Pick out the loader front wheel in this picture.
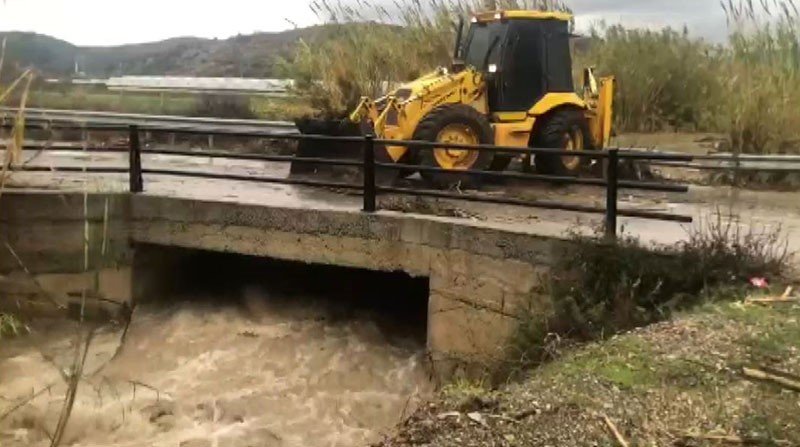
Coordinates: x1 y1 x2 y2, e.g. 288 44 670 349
414 104 494 189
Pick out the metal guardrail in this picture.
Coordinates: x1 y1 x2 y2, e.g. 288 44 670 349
6 121 696 238
0 107 298 134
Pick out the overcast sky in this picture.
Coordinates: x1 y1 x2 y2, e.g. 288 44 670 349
0 0 729 46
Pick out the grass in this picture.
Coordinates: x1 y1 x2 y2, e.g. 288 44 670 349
1 38 33 340
1 37 34 194
25 88 313 120
722 0 800 154
507 211 791 371
573 2 800 154
250 96 314 120
280 0 568 117
723 303 800 365
574 24 723 133
0 38 27 337
28 90 198 116
383 300 800 446
0 313 29 339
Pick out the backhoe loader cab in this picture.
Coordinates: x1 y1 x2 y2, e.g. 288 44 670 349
460 12 575 115
294 10 615 188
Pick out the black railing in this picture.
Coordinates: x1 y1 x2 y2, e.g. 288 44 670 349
7 121 699 238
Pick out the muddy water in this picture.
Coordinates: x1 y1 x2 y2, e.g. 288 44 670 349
0 285 433 447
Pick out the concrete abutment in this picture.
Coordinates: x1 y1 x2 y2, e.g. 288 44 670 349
0 191 566 373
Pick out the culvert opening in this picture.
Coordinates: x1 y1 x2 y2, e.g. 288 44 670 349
23 244 437 446
137 244 430 345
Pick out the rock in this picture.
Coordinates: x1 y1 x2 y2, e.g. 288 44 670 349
141 400 175 424
180 439 211 447
466 412 488 427
437 411 461 420
456 395 498 412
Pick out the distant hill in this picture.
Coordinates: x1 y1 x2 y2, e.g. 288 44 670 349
0 26 332 79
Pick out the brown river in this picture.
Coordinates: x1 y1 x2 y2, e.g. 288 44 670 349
0 281 433 447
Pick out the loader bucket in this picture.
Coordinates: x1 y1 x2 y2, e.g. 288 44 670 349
290 117 363 181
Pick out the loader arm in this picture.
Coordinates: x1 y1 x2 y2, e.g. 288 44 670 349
349 97 380 125
346 67 488 162
582 68 615 150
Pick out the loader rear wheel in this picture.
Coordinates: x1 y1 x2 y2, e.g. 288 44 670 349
414 104 494 189
533 109 592 176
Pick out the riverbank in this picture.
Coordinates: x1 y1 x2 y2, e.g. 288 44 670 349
375 298 800 446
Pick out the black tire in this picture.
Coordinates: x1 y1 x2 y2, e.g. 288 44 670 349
533 109 593 176
489 154 513 171
414 104 494 189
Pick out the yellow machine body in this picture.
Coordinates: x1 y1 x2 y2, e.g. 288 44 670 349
352 76 615 163
350 66 488 162
348 10 615 167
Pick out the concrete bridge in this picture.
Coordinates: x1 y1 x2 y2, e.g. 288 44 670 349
2 148 798 374
1 185 561 374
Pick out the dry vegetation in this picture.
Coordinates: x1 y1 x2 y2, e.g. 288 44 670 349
584 0 800 154
377 213 797 446
378 300 800 446
281 0 569 117
508 214 791 372
283 0 800 154
0 37 34 339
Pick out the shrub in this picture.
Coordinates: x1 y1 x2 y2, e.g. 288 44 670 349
281 0 569 118
194 94 256 119
1 37 35 172
284 0 800 155
576 25 723 132
719 0 800 154
0 313 29 339
511 211 791 367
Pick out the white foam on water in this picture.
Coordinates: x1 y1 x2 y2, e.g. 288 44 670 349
0 285 433 447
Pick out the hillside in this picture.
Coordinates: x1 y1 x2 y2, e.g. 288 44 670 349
0 26 332 79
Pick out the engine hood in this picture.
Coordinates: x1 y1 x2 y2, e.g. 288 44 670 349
389 67 482 104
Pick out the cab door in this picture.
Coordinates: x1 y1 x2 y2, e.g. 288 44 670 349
493 19 574 113
492 20 545 112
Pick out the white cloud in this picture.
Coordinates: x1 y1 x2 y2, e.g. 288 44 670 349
0 0 318 46
0 0 729 45
570 0 729 42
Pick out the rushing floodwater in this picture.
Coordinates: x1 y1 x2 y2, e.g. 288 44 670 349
0 284 433 447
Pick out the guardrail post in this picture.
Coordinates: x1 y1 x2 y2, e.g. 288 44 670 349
732 149 741 188
605 148 619 239
129 125 143 193
362 134 376 212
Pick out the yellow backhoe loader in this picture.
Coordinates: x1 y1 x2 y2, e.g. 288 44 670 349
292 10 615 188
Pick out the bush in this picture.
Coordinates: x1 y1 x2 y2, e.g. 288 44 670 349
283 0 800 154
281 0 569 118
194 94 256 119
719 0 800 154
576 25 722 132
0 313 28 339
511 211 791 367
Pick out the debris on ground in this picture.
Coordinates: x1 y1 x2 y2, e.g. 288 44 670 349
374 300 800 446
380 196 484 220
749 277 770 289
745 286 797 306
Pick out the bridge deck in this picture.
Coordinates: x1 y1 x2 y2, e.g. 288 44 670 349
5 148 800 252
